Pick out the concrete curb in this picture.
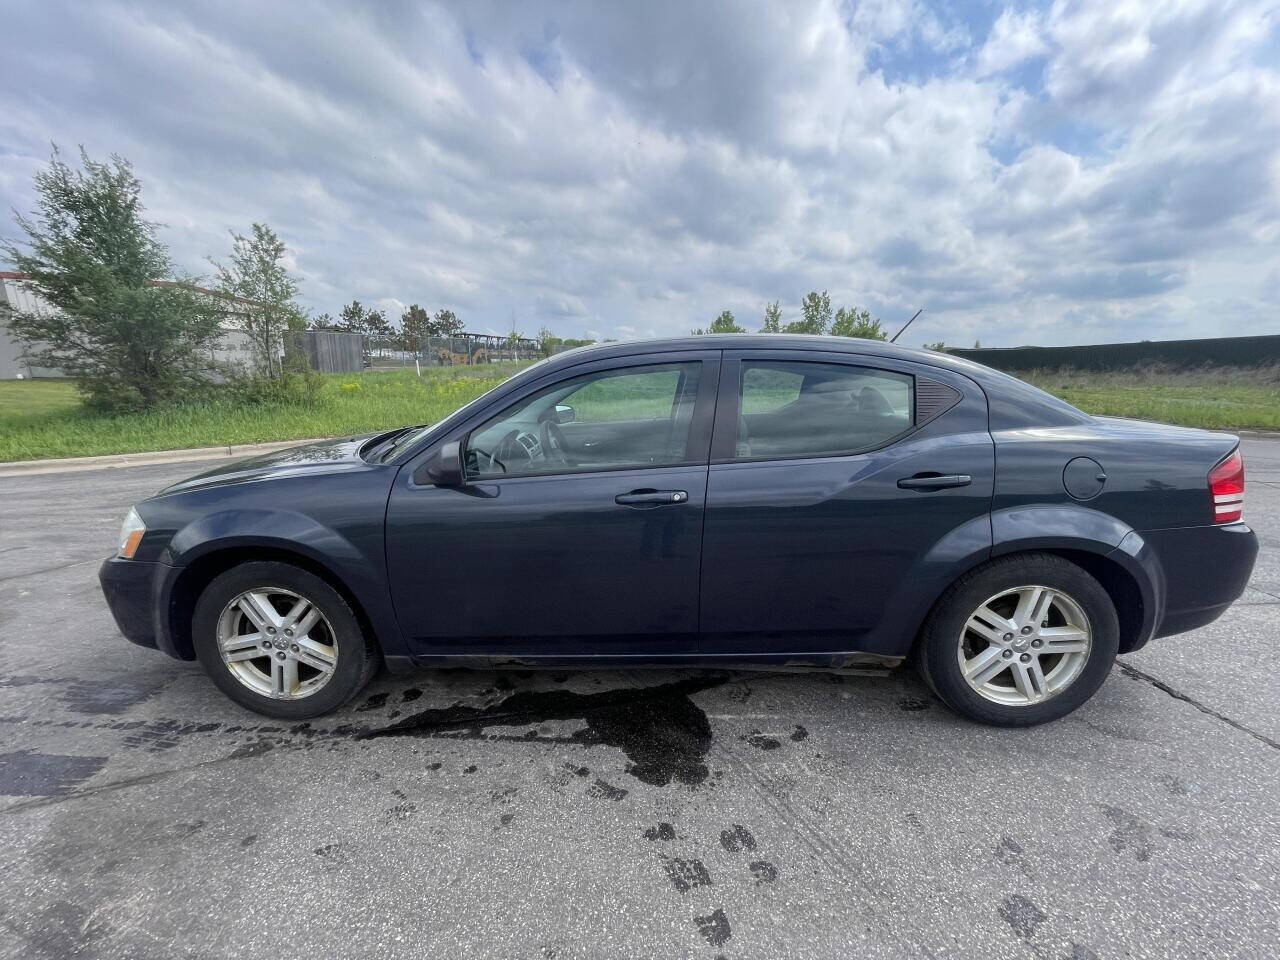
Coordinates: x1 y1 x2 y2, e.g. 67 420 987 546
0 438 329 478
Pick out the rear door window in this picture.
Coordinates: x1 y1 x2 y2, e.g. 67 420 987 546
735 360 913 459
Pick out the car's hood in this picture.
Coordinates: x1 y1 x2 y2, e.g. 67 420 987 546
158 433 388 495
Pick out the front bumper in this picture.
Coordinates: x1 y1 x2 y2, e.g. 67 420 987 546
99 557 172 653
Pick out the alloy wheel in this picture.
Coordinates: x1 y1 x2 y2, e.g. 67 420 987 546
956 584 1092 706
216 587 338 700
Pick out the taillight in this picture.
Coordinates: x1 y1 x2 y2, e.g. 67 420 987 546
1208 448 1245 523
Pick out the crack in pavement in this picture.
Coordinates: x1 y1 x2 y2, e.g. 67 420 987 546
0 751 264 815
0 556 100 585
1116 659 1279 751
0 721 369 815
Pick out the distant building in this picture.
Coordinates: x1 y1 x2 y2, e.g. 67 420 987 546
0 271 267 379
0 272 62 378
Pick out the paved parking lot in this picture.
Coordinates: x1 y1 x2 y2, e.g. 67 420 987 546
1 436 1277 959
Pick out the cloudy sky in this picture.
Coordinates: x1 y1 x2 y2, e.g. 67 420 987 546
2 0 1277 346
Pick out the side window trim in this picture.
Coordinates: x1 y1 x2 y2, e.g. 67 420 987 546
457 355 721 482
710 351 931 465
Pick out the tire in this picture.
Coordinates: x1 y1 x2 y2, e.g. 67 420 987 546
192 561 378 719
917 553 1119 727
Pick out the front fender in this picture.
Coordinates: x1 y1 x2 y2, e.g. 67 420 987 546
162 508 406 661
165 508 357 567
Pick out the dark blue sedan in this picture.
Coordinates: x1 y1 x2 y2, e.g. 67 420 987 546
99 336 1258 725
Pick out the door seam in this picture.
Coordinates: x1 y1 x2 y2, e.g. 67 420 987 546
694 351 724 637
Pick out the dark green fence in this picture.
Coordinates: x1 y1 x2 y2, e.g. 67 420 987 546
950 334 1280 372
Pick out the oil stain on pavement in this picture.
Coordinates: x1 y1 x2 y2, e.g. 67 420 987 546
362 675 728 786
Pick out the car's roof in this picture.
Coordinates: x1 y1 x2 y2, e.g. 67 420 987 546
544 334 981 381
538 334 1091 428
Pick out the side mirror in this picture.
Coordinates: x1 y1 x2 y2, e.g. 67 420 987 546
422 439 464 486
553 404 576 424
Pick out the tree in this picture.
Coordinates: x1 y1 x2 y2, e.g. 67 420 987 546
210 222 304 379
430 308 463 337
400 303 431 347
692 309 745 335
922 340 946 352
783 290 832 335
2 147 225 412
973 339 982 348
537 325 556 356
337 299 372 334
365 308 392 341
760 300 782 333
830 306 886 340
535 327 596 356
309 313 339 330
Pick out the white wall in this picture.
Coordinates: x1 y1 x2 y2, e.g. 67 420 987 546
0 276 269 379
0 277 65 378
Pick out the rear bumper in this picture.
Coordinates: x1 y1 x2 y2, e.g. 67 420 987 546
1141 522 1258 641
99 557 185 657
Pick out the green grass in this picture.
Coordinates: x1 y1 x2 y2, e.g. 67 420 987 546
0 378 81 422
1013 366 1280 431
1 363 1277 462
0 365 528 462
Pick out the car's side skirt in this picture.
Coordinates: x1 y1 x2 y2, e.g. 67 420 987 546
384 651 904 675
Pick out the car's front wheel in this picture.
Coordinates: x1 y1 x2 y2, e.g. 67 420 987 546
192 561 378 719
917 553 1119 726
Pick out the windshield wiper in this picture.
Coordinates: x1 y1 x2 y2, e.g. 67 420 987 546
362 426 420 463
375 424 433 463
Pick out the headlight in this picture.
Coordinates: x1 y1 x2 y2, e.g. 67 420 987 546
117 506 146 558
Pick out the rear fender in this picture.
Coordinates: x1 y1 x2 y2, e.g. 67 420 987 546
862 513 994 657
992 504 1164 648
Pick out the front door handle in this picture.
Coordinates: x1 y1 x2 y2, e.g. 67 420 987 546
897 473 972 490
615 489 689 507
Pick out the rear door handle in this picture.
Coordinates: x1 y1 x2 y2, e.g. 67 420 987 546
615 489 689 507
897 473 972 490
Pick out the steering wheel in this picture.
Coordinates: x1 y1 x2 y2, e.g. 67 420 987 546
539 419 574 467
491 429 526 474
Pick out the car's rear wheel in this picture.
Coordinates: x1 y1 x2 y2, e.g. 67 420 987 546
192 561 378 719
917 553 1119 726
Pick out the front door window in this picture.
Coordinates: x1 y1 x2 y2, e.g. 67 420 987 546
465 362 703 478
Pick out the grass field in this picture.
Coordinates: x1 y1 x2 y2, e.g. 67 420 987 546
1014 366 1280 432
0 366 526 462
0 377 82 422
1 363 1277 462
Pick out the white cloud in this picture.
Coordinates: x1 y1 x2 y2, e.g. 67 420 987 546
975 8 1046 77
0 0 1276 347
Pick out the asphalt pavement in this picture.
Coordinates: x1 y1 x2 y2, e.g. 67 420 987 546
1 436 1277 959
